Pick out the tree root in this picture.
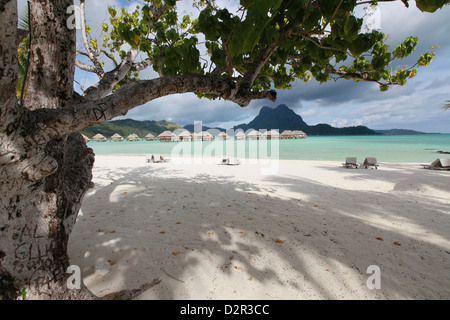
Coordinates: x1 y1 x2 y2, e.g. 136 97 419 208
99 279 161 300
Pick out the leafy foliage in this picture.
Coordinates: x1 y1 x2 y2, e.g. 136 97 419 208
77 0 449 100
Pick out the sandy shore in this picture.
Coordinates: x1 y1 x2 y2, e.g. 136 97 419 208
68 155 450 299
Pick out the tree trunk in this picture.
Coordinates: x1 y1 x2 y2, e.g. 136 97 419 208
0 133 96 300
0 0 96 300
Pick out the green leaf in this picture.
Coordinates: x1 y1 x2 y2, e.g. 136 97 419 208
102 23 109 32
89 39 98 50
418 52 435 66
416 0 449 12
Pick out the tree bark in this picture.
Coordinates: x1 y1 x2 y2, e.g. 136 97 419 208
0 0 275 299
0 0 97 300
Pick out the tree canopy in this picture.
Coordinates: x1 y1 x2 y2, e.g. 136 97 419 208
74 0 449 110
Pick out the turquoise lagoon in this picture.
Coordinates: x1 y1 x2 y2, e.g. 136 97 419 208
87 134 450 163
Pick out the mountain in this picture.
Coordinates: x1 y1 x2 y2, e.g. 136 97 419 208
234 104 379 136
235 104 309 132
375 129 430 135
81 118 183 139
183 124 226 133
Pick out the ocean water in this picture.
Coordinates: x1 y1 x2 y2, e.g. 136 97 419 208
87 134 450 163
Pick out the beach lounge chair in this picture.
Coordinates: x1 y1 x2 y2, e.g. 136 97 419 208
362 157 379 169
219 157 240 165
146 154 166 163
228 158 240 166
342 157 359 169
421 158 450 170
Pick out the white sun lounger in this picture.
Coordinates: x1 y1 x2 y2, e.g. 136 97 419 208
342 157 359 169
421 158 450 170
362 157 379 169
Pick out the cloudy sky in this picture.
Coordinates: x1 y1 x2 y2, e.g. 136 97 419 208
19 0 450 132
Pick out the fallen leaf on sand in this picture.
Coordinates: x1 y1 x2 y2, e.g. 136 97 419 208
97 229 103 233
172 252 179 256
248 217 253 220
394 241 401 246
234 266 241 270
376 237 383 241
176 221 181 224
208 232 214 236
227 205 232 207
108 260 115 266
248 277 253 281
275 239 285 244
159 231 166 234
123 192 128 194
313 204 318 207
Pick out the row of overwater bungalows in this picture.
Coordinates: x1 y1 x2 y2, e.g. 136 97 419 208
86 129 307 142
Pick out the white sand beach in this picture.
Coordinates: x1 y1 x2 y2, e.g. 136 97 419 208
68 155 450 300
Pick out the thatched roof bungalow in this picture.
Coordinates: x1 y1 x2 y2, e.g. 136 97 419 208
175 130 193 141
145 133 155 141
158 131 178 142
218 132 230 140
261 129 280 140
92 133 107 141
280 130 294 139
235 131 246 140
127 133 140 141
292 130 307 138
81 134 90 142
111 133 124 141
246 129 261 140
194 131 214 141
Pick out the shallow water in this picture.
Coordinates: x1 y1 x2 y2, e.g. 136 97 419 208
87 134 450 163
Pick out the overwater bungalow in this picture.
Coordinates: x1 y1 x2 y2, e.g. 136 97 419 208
195 131 214 141
81 134 90 142
175 130 193 141
280 130 294 139
218 132 230 140
111 133 124 141
145 133 155 141
127 133 140 141
246 129 261 140
235 131 246 140
261 129 280 140
158 130 178 142
292 130 307 138
92 133 107 141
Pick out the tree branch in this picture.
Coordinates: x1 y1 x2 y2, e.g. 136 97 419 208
75 59 98 73
28 74 276 141
83 48 140 100
79 0 104 78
